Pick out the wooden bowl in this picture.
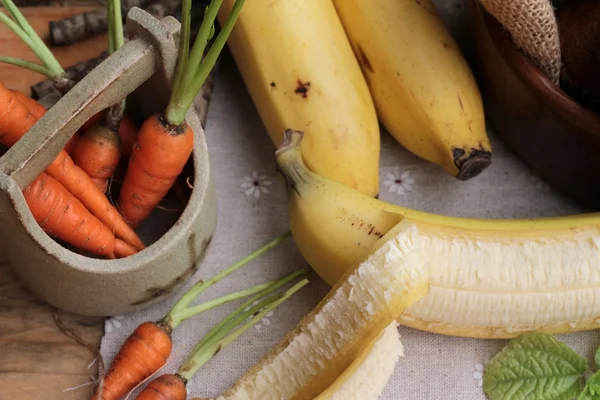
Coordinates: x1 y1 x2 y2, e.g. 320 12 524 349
0 9 217 316
470 1 600 209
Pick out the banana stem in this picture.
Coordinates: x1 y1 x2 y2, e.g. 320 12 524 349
177 278 310 382
166 231 292 319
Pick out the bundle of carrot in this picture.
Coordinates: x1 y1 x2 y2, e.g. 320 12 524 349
0 0 144 258
92 232 308 400
117 0 245 227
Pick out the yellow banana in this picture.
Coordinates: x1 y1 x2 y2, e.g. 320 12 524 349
276 130 600 339
218 0 380 196
333 0 492 180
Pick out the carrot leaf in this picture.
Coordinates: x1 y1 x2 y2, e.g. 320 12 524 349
176 278 309 381
167 231 292 318
184 268 309 353
0 56 54 77
1 0 64 78
167 280 274 329
169 0 192 108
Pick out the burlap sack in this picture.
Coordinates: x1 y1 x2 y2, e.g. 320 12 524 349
479 0 561 84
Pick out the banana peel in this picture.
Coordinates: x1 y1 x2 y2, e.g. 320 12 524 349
214 221 430 399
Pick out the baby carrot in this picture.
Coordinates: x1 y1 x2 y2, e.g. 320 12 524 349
92 233 297 400
118 0 245 227
72 125 121 192
0 81 145 251
10 89 46 119
23 172 135 258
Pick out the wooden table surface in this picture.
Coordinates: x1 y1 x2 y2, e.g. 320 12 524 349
0 6 109 400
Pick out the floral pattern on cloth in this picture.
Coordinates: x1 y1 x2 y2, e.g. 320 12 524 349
98 1 598 399
241 171 272 199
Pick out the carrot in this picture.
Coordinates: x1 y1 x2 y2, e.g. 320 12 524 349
81 111 105 132
118 114 194 226
8 88 81 155
72 125 121 192
118 115 137 158
118 0 245 227
0 81 145 251
92 322 172 400
93 233 296 400
64 131 80 155
22 172 134 258
135 374 187 400
10 89 46 119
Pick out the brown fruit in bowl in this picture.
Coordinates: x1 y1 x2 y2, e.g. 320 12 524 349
557 0 600 114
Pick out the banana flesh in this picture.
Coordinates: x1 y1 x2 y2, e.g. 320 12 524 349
218 0 381 197
332 0 492 180
315 322 403 400
276 130 600 339
215 222 430 400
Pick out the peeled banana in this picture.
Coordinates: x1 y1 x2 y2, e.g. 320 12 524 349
332 0 492 180
218 0 381 197
315 322 404 400
215 220 429 400
276 130 600 339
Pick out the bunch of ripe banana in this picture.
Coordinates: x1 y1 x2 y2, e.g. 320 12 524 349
218 0 492 198
215 1 600 398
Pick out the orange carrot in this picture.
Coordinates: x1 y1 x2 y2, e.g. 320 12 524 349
0 81 145 251
118 0 244 227
118 114 193 227
81 110 105 132
72 125 121 193
92 322 172 400
10 89 46 119
22 172 133 258
135 374 187 400
118 115 138 158
64 132 80 155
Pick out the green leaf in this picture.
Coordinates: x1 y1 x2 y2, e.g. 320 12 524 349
483 333 588 400
595 347 600 370
578 370 600 400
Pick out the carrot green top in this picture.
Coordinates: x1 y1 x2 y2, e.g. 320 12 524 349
164 0 246 126
0 0 66 80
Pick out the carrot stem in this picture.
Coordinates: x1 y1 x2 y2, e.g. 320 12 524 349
105 0 126 130
0 56 54 77
187 268 309 354
1 0 64 78
176 278 309 381
168 281 274 329
169 0 192 107
184 0 245 108
110 0 124 52
167 231 291 317
0 11 35 49
164 0 244 125
178 0 221 95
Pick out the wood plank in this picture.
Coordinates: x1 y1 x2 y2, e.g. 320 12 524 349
0 260 104 400
0 6 108 93
0 7 108 399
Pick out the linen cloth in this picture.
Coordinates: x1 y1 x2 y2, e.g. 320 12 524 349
96 1 600 398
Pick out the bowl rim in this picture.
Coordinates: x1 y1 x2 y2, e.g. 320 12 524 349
479 7 600 136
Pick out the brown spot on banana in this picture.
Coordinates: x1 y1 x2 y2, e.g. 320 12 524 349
355 44 374 73
295 80 311 98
